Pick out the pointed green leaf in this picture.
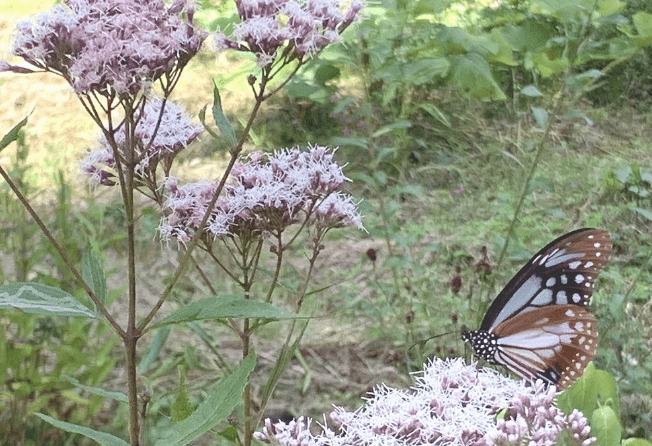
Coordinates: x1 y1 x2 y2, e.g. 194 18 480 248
631 206 652 222
82 246 107 304
591 406 622 446
35 414 129 446
521 85 543 97
531 106 548 128
0 283 97 318
212 83 237 146
417 103 451 127
0 116 29 152
155 354 256 446
151 295 301 328
171 367 195 422
198 105 219 139
139 326 171 373
62 376 128 404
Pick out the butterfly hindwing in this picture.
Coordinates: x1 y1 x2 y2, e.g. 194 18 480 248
493 305 598 389
480 228 611 332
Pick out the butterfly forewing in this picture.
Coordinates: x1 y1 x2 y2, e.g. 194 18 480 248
480 228 611 332
463 228 611 390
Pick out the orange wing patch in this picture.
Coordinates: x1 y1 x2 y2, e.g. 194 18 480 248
493 305 597 390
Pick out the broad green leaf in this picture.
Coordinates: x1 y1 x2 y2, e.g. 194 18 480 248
0 115 29 152
633 12 652 48
82 246 107 304
598 0 624 17
622 439 652 446
558 362 599 416
521 85 543 97
0 283 97 318
448 52 506 101
592 369 620 417
314 63 340 85
212 83 237 146
402 58 450 85
531 107 548 128
488 28 518 66
527 52 569 78
139 326 171 373
63 376 128 404
35 414 129 446
631 206 652 222
152 295 300 328
591 406 622 446
154 354 256 446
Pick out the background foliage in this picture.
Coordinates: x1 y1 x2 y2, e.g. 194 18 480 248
1 0 652 444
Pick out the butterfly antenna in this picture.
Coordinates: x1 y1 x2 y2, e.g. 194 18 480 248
408 331 457 356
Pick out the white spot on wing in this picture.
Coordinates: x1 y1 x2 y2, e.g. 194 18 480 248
531 288 553 306
546 277 556 287
561 275 568 284
575 274 584 284
569 261 581 269
557 290 568 304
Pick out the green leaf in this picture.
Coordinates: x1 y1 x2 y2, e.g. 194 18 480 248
212 83 237 146
155 354 256 446
0 283 97 318
521 85 543 97
591 406 622 446
314 63 340 85
531 106 548 128
417 103 451 127
330 136 368 149
527 52 569 78
0 115 29 152
622 439 652 446
198 105 219 139
82 246 107 304
558 362 599 416
372 120 412 138
151 295 301 328
448 52 506 100
138 326 171 373
633 12 652 47
35 414 129 446
631 206 652 222
171 367 195 422
62 376 128 404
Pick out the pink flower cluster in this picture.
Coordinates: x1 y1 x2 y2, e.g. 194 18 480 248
80 98 202 185
486 381 596 446
254 358 596 446
159 145 362 243
215 0 363 66
6 0 206 94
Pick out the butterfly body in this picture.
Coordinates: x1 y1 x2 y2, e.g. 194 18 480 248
462 228 611 390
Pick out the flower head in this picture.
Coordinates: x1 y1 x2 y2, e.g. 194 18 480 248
159 145 362 244
255 358 597 446
80 97 202 185
214 0 363 66
10 0 206 95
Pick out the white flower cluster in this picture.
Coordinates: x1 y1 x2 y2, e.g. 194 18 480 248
255 358 596 446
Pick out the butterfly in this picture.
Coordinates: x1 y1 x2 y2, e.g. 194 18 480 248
462 228 612 390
